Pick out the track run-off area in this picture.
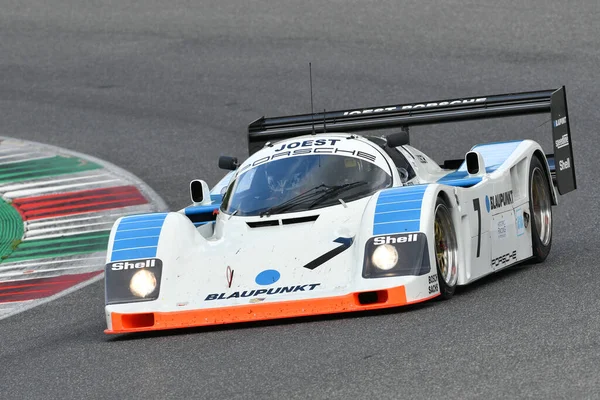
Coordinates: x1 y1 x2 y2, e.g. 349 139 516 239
0 137 166 319
1 1 599 399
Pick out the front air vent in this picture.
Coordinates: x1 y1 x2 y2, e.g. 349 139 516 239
121 313 155 329
247 220 279 228
281 215 319 225
356 290 389 305
246 215 319 228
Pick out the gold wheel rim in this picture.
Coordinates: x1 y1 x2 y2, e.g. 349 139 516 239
434 203 458 286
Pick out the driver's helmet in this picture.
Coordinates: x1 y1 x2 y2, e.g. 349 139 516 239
264 155 317 194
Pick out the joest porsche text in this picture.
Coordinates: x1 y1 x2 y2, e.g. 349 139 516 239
342 98 486 115
240 140 378 171
205 283 321 301
273 138 340 151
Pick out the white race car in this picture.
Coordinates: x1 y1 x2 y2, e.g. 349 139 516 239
104 87 576 334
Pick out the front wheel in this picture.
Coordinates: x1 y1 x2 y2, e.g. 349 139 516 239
529 156 553 263
434 197 458 299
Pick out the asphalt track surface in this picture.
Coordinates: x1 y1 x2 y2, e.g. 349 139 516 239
1 1 598 399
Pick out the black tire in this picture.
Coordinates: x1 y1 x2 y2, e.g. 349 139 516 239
434 197 458 299
529 156 553 263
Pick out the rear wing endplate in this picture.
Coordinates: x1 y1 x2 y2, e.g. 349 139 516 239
248 87 576 194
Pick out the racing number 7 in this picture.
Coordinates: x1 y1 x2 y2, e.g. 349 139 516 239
473 198 481 258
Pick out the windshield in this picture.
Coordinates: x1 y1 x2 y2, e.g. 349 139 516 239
221 154 392 216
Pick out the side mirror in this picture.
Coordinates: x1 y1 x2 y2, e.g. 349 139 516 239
190 179 211 205
219 156 239 170
386 132 410 147
466 151 486 176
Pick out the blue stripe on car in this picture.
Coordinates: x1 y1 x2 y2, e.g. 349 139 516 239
184 204 220 226
438 140 523 187
373 185 428 235
110 213 168 262
184 204 220 217
114 227 163 240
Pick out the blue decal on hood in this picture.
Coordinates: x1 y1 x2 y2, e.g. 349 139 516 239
255 269 281 286
111 213 168 262
373 185 427 234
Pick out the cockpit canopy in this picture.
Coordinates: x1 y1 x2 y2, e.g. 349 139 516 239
221 153 392 217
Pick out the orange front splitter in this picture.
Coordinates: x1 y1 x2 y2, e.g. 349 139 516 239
105 285 440 334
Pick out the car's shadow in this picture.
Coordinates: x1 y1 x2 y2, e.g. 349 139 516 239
454 259 536 296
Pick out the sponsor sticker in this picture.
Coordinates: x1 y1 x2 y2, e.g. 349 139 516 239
255 269 281 286
486 190 513 212
428 274 439 294
205 283 321 301
497 219 507 239
373 233 419 245
239 136 386 174
491 250 517 268
108 258 160 271
559 157 571 171
515 208 525 236
226 266 234 288
555 133 569 149
273 138 340 152
553 116 567 128
342 98 487 115
343 107 397 116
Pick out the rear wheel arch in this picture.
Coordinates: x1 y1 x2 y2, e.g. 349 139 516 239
532 149 557 206
528 156 553 263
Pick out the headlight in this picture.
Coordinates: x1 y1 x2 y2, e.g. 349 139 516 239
129 269 157 298
371 244 399 270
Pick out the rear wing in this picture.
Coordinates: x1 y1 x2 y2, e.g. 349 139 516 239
248 87 576 194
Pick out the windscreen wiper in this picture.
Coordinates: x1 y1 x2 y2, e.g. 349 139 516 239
307 181 369 209
259 184 330 217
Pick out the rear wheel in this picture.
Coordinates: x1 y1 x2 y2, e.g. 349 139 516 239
434 197 458 299
529 156 553 263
